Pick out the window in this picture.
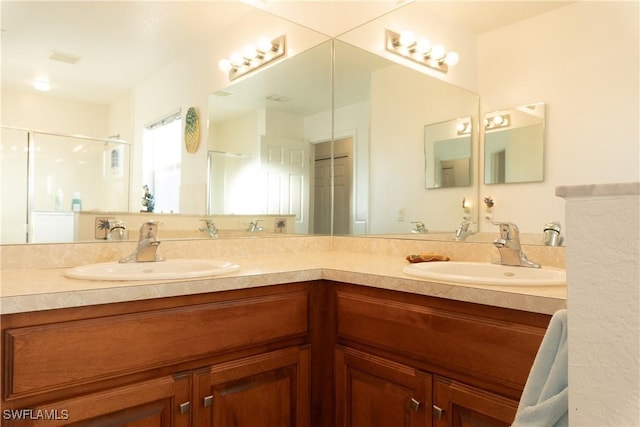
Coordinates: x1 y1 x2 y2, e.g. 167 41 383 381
142 111 182 213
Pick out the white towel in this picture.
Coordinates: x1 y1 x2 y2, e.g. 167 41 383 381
512 309 568 427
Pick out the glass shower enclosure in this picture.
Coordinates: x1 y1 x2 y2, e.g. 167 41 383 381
1 127 131 244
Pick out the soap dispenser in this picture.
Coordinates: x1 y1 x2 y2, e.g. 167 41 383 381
71 192 82 212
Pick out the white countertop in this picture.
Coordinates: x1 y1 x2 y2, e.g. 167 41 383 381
1 251 566 315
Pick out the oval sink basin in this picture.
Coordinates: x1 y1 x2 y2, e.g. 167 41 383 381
403 261 565 286
65 259 240 281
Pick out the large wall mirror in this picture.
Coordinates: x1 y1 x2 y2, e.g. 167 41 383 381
9 1 575 244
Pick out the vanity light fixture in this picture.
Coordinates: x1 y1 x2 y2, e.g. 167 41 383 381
484 114 510 130
462 197 472 212
456 119 472 135
218 34 286 81
385 29 459 73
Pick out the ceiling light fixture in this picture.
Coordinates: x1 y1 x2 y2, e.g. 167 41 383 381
385 29 459 73
32 79 51 92
218 34 286 81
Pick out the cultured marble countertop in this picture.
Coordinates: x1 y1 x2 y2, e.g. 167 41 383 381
0 251 566 315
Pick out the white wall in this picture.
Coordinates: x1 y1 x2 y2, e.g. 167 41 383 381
477 1 640 235
1 89 109 135
560 185 640 426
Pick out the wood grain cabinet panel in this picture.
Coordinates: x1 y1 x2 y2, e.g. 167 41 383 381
1 373 191 427
335 346 432 427
336 289 548 394
433 376 518 427
4 291 308 399
193 346 310 427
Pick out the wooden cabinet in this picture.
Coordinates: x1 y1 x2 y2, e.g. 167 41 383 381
333 284 550 427
1 283 315 427
194 347 310 427
1 280 551 427
7 373 192 427
335 346 432 427
433 376 517 427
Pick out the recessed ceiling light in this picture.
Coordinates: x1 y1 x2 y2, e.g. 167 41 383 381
32 80 51 91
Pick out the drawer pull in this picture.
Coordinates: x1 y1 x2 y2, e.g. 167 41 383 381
409 398 421 411
433 405 445 419
179 401 191 414
203 395 214 407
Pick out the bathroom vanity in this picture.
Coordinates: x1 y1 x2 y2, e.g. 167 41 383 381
0 239 566 426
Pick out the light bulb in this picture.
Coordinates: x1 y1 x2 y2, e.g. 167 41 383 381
492 115 504 126
456 122 466 132
430 45 446 60
257 37 272 52
218 59 232 72
415 38 432 55
243 44 257 60
229 52 244 67
444 51 459 66
398 31 415 47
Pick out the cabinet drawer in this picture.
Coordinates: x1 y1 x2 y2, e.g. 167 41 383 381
4 291 308 398
336 289 548 392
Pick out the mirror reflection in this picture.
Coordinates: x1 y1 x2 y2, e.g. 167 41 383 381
424 117 472 189
207 41 333 234
483 102 545 185
207 39 480 236
334 41 479 238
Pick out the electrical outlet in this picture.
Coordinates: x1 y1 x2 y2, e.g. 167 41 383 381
397 208 405 222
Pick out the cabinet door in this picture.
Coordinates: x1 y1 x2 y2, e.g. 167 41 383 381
193 347 310 427
2 374 191 427
335 346 432 427
433 376 518 427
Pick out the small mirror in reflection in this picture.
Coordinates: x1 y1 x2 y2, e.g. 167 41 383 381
424 117 472 189
483 102 545 185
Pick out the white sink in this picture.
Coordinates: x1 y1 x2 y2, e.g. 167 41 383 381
65 259 240 281
403 261 565 286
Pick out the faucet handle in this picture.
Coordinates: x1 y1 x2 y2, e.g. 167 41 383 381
139 220 160 239
491 221 520 240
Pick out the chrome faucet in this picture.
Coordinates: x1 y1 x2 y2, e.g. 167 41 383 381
246 219 263 232
410 221 428 233
119 220 164 263
107 219 128 241
455 220 475 241
199 219 219 238
492 221 540 268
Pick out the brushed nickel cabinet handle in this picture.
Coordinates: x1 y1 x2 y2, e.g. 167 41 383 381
409 398 421 411
432 404 445 419
179 401 191 414
203 395 214 408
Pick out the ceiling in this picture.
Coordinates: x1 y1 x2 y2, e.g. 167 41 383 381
0 1 574 106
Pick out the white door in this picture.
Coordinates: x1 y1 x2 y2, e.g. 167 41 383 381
314 157 332 234
260 135 310 233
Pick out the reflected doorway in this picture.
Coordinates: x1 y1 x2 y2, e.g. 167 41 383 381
313 137 352 235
